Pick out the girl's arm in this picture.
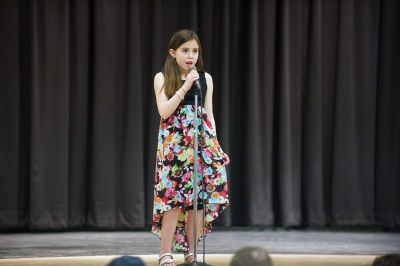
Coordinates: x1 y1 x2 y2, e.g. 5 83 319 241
204 72 216 132
154 72 198 119
154 73 184 119
204 72 230 166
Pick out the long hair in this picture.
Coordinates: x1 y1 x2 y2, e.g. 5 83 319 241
162 29 205 98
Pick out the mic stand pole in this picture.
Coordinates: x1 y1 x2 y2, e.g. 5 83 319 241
181 91 213 266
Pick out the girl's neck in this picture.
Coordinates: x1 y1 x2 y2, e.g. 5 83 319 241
179 68 188 80
180 72 188 80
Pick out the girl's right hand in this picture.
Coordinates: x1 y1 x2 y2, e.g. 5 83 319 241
183 69 200 91
222 153 230 166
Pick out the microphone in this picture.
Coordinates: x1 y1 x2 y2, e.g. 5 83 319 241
187 65 201 89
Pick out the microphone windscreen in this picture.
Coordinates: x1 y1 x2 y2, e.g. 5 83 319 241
187 65 197 72
187 65 201 89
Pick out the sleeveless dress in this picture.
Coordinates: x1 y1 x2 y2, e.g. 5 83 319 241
151 72 230 252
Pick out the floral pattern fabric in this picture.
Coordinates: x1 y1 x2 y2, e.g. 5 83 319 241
152 105 230 252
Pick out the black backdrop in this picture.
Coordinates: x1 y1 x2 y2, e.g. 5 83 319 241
0 0 399 230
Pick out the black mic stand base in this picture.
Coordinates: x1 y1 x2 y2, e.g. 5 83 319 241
177 262 214 266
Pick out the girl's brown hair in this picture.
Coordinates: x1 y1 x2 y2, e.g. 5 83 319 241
162 29 204 98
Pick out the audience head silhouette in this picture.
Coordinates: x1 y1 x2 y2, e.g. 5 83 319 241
230 246 273 266
108 255 146 266
372 254 400 266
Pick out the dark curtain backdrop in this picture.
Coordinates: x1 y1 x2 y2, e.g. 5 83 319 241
0 0 399 230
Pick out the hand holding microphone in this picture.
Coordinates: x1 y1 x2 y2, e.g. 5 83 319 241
186 65 201 90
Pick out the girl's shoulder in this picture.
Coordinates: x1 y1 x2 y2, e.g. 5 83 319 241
154 71 164 80
204 72 213 84
153 72 165 93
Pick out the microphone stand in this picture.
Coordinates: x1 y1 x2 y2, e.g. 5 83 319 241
179 84 213 266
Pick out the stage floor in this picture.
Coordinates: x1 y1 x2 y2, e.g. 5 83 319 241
0 228 400 266
1 228 399 259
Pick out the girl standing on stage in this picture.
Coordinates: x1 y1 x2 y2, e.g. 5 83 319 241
152 29 230 266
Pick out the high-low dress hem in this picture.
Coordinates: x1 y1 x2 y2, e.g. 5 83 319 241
151 104 230 252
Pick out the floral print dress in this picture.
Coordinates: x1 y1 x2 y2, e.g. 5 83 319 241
151 73 230 252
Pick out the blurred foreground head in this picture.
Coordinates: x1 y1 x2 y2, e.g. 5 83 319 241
372 254 400 266
230 246 273 266
108 255 146 266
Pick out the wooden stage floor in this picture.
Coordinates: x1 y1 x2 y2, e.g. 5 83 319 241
0 228 399 266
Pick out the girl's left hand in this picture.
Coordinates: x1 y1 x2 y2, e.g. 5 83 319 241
222 153 230 166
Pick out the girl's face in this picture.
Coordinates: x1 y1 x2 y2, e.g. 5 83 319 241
170 39 199 75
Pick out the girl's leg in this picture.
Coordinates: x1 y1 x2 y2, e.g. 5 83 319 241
160 208 181 265
185 209 203 263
